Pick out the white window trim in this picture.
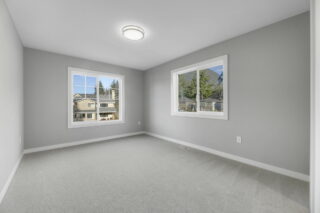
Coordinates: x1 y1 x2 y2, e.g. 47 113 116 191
171 55 228 120
68 67 125 128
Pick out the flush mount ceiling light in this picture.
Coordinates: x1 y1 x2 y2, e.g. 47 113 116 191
122 25 144 41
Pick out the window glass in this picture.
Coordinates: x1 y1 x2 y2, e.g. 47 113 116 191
199 65 224 112
73 75 85 86
73 99 97 122
69 68 123 127
178 71 197 112
171 55 227 119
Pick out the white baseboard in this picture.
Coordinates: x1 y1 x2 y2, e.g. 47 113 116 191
0 153 23 204
24 131 146 154
146 132 309 182
0 131 308 206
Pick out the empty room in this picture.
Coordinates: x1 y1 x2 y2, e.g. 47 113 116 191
1 0 320 212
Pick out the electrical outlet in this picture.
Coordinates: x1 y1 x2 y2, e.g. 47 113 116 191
236 136 242 144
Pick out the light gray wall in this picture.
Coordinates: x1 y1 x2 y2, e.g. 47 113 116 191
24 48 144 149
0 0 24 195
144 13 310 174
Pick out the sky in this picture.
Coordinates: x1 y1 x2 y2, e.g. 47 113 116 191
73 66 222 95
73 75 117 94
209 65 223 76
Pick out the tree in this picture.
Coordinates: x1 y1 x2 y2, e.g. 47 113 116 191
212 85 223 100
110 80 119 100
110 80 119 112
99 81 105 95
184 73 197 99
110 80 119 89
218 72 223 84
199 71 214 100
182 71 215 100
212 72 223 100
179 75 186 98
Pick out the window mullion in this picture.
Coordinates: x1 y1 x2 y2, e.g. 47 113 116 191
196 70 200 112
84 74 87 99
96 76 100 121
176 74 179 113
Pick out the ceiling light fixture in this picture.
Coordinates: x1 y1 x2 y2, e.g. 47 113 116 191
122 25 144 41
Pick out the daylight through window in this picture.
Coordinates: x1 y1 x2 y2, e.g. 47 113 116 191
171 55 228 119
68 67 124 127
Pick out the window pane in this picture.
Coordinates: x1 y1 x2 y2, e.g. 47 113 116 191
73 75 97 99
86 76 97 98
99 100 119 121
199 65 224 112
178 71 197 112
70 69 123 126
73 98 97 122
86 76 96 87
73 86 85 99
73 112 97 122
99 77 119 100
99 112 119 121
86 87 97 98
73 75 85 86
99 88 119 100
88 113 95 120
99 77 118 89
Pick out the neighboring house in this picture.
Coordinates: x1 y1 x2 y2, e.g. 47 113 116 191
73 89 118 121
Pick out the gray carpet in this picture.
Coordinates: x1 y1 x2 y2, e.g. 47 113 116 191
0 135 309 213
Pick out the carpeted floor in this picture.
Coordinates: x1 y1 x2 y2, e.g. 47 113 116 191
0 135 309 213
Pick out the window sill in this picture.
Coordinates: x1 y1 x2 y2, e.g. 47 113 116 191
171 112 228 120
68 120 125 128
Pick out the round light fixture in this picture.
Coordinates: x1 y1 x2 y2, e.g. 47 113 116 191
122 25 144 41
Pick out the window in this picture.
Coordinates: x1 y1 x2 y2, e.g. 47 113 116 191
171 55 228 119
68 67 124 128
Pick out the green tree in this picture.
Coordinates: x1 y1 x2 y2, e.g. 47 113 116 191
212 85 223 100
180 71 219 100
179 75 186 98
199 71 214 100
184 73 197 99
110 80 119 89
99 81 105 95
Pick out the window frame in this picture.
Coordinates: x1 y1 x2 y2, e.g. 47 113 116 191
171 55 228 120
68 67 125 128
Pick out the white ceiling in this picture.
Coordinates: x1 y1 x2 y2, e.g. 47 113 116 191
5 0 309 70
